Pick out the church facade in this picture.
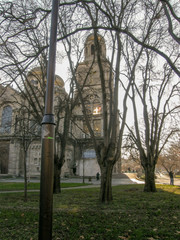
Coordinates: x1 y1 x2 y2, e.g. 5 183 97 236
0 34 121 178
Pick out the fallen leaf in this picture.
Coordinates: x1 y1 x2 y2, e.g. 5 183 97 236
118 236 128 240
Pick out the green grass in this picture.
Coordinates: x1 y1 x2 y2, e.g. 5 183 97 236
0 184 180 239
0 182 90 191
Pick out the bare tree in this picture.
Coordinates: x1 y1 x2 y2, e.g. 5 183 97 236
158 139 180 183
60 25 131 202
73 0 180 77
53 86 75 193
0 0 74 194
14 106 40 201
125 46 180 191
159 0 180 45
1 0 180 200
123 134 143 174
1 0 179 77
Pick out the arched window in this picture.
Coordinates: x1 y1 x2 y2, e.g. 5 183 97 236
93 99 102 115
31 79 38 85
29 120 41 135
0 106 12 134
91 44 95 55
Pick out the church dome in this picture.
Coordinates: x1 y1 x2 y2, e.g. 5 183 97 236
85 33 105 44
55 75 64 88
27 67 43 77
27 67 64 88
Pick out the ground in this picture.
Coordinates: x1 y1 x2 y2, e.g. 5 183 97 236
0 183 180 240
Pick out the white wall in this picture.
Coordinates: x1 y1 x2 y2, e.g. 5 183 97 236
77 158 100 177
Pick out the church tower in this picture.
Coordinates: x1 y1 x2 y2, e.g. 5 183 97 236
74 33 113 137
84 33 106 62
73 33 114 176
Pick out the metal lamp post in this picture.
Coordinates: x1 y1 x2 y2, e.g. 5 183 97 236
38 0 59 239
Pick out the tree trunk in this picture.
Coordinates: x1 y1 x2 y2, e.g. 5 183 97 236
53 156 61 194
99 162 113 203
24 150 28 202
143 164 156 192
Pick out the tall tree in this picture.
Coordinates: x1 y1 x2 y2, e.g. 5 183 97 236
0 0 74 194
14 106 40 201
60 26 131 202
158 139 180 178
89 0 180 77
1 0 180 199
125 46 180 191
160 0 180 45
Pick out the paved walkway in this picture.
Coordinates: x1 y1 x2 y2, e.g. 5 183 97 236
0 177 141 193
0 173 143 185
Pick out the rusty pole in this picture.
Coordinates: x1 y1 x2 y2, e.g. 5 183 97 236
38 0 59 239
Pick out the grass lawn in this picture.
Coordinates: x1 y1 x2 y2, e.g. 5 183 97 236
0 182 90 191
0 184 180 240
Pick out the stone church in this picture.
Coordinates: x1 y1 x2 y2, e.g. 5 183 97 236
0 33 121 178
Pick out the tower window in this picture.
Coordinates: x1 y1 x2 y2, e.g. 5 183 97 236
91 44 95 55
93 119 101 136
93 99 102 115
